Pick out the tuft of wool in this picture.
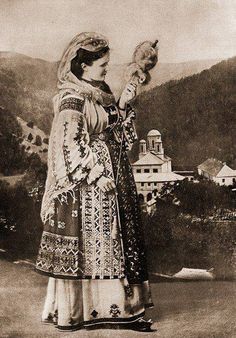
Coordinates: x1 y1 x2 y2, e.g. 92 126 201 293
125 40 158 85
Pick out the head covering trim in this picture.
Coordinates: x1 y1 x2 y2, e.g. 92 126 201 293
56 32 114 107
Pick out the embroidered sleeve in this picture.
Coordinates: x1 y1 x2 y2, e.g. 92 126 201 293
122 104 138 150
58 97 104 185
112 104 138 151
103 105 119 128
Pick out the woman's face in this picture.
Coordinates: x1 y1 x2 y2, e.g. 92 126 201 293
82 52 110 81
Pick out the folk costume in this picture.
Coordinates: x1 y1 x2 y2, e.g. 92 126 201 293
36 32 153 331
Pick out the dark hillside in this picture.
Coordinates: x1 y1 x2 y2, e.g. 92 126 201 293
132 57 236 167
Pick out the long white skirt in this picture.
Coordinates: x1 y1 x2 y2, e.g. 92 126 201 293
42 277 153 330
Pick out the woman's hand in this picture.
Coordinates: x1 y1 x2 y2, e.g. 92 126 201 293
96 176 116 193
118 82 137 110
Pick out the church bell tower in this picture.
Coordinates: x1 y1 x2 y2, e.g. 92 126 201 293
147 129 164 159
139 139 147 159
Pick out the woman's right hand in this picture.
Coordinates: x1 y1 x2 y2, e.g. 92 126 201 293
118 82 137 110
96 176 116 193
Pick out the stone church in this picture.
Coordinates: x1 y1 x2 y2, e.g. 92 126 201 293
132 129 184 203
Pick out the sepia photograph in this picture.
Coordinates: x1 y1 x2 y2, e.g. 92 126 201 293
0 0 235 337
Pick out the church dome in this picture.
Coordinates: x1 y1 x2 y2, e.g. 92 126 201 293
147 129 161 137
139 139 146 143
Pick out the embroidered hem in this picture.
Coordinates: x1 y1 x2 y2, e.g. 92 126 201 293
41 277 153 330
35 268 124 280
57 311 145 331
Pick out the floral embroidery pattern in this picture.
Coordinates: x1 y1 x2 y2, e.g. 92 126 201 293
60 194 68 203
107 137 149 284
63 121 73 174
72 210 78 218
49 219 54 227
91 310 98 318
53 310 58 325
74 115 86 158
58 221 66 229
124 284 133 298
109 304 121 318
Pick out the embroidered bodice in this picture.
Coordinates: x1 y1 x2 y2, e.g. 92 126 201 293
59 95 119 137
40 82 137 224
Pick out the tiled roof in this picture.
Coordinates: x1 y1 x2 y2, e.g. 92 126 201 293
132 152 170 166
216 165 236 177
134 172 185 183
198 158 224 176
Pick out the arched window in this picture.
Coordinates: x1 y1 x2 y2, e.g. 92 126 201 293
152 140 155 148
147 192 152 201
138 194 144 203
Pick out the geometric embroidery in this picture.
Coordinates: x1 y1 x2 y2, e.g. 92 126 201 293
109 304 121 318
36 109 147 283
58 221 65 229
71 210 78 217
36 231 84 276
59 97 84 113
36 138 125 280
91 310 98 318
124 284 133 298
81 138 125 279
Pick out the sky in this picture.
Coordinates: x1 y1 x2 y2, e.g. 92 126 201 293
0 0 235 64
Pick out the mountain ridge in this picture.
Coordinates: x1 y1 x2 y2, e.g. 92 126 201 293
131 56 236 167
0 52 235 168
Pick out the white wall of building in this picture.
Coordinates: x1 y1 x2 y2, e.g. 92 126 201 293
134 161 171 174
214 176 236 186
134 165 161 173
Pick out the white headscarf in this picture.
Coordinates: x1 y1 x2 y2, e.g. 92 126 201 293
54 32 115 107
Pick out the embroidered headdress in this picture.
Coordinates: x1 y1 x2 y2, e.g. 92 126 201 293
58 32 109 90
53 32 114 107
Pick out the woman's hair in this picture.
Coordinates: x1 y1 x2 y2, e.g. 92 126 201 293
71 46 110 79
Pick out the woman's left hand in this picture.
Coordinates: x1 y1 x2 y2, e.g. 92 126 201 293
118 83 137 110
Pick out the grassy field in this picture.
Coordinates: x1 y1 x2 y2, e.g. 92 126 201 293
0 259 235 338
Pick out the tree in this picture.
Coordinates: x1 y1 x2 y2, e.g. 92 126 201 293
160 179 236 217
34 135 42 146
26 121 34 128
43 137 49 145
0 180 43 258
27 133 33 142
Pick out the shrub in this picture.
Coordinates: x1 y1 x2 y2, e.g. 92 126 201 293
0 180 43 259
27 133 33 142
34 135 42 146
143 180 236 279
43 137 49 145
26 121 34 128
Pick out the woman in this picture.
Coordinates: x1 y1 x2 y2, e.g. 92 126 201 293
36 32 154 332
